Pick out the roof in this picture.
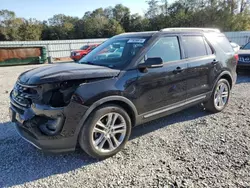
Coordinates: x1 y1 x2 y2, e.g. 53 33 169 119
160 28 221 33
113 28 222 39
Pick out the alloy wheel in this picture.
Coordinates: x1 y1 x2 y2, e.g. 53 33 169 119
91 112 127 153
214 82 229 109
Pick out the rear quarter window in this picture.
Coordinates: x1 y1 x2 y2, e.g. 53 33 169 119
215 36 234 53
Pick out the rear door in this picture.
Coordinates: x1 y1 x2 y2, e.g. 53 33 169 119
181 35 217 99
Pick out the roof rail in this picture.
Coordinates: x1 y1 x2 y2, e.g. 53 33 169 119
118 31 158 35
160 27 220 33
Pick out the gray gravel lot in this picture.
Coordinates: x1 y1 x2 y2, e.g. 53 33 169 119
0 64 250 188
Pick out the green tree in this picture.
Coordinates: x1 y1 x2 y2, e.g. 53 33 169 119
18 19 43 41
129 14 147 32
82 8 124 38
145 0 161 18
104 19 124 37
112 4 131 31
47 14 78 39
0 10 23 40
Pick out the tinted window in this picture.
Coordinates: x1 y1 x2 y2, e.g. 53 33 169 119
183 36 207 58
146 37 181 62
216 36 234 53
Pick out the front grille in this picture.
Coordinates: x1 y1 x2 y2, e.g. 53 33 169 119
11 82 39 108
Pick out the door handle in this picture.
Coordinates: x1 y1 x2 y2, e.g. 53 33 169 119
173 67 183 74
212 59 219 65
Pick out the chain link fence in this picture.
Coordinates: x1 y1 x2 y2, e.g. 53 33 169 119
224 31 250 46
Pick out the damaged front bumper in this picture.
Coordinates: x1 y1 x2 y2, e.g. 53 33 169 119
9 90 88 153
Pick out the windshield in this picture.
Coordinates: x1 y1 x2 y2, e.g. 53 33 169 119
243 42 250 50
80 45 90 50
79 37 149 69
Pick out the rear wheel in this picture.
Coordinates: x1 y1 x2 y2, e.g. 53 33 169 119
204 79 230 113
78 104 131 159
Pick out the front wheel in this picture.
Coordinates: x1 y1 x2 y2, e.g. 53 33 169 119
204 79 230 113
78 104 131 159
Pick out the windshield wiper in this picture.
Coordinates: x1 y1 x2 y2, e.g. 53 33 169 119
80 61 115 68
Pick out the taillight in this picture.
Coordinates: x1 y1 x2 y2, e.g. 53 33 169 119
234 54 239 64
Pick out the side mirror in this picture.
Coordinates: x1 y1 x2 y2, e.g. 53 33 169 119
138 57 163 69
240 46 243 49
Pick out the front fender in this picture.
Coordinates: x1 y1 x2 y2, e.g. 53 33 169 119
74 95 138 137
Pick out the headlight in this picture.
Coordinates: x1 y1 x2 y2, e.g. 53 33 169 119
76 52 80 56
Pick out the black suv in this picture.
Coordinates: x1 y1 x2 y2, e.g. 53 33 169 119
9 28 237 159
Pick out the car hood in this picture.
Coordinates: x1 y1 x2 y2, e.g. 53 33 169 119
238 49 250 55
18 63 120 85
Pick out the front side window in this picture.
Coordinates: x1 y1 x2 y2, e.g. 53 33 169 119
79 37 149 68
182 36 207 58
146 36 181 62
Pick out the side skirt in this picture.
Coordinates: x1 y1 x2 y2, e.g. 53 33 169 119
135 92 211 125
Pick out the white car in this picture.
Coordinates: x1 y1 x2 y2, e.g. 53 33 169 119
230 42 240 52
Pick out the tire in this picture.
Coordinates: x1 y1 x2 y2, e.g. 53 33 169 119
78 104 131 159
204 79 231 113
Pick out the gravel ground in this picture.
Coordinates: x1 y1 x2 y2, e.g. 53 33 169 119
0 64 250 188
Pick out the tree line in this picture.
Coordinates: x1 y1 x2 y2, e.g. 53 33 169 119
0 0 250 41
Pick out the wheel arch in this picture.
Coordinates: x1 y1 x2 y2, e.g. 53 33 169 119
220 73 233 89
213 71 233 90
75 96 138 136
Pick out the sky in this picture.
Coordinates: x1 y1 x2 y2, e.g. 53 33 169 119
0 0 149 21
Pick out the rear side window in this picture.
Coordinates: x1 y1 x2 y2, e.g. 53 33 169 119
146 36 181 62
216 36 234 53
182 36 207 58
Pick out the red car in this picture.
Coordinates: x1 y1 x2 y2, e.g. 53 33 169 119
70 44 99 61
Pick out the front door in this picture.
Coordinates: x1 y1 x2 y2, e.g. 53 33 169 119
133 36 188 115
